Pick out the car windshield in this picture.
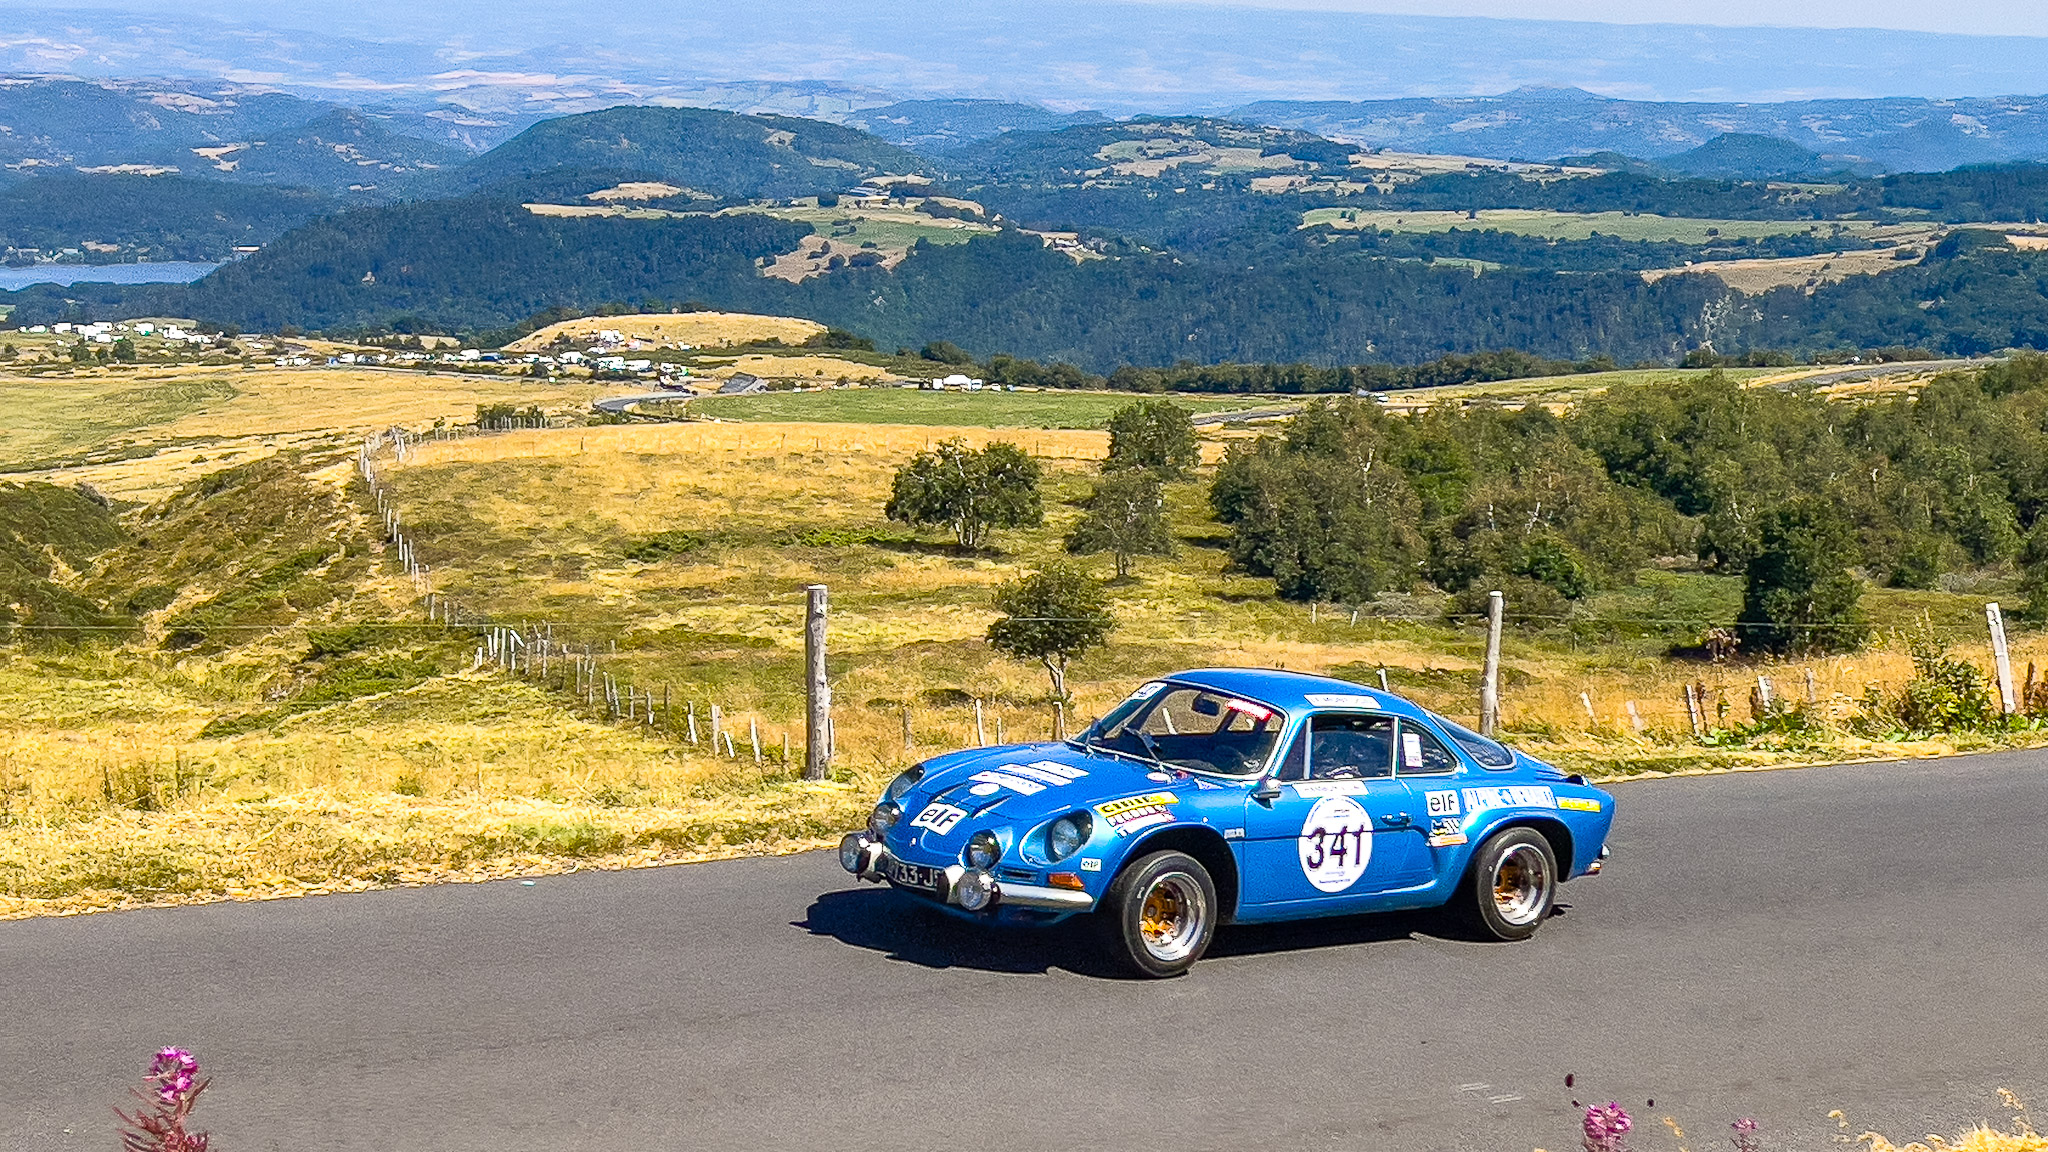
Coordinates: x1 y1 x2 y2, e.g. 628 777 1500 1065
1082 684 1286 776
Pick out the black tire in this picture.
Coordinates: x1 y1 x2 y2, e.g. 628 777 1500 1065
1457 826 1558 941
1098 850 1218 978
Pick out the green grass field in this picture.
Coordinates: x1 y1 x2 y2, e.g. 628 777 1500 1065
725 205 995 251
1302 207 1868 244
684 388 1280 428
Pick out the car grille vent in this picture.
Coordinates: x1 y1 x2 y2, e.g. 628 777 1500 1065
997 868 1036 882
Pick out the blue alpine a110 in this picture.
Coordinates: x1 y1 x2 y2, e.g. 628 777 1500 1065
839 668 1615 976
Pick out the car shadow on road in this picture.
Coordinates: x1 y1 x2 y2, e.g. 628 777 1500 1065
799 887 1538 978
796 887 1119 977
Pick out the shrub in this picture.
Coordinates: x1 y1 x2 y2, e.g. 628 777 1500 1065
1065 470 1175 579
987 565 1114 700
1893 633 1999 732
1104 399 1201 478
885 438 1042 550
1735 499 1868 655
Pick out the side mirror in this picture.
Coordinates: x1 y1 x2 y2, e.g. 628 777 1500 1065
1252 774 1284 807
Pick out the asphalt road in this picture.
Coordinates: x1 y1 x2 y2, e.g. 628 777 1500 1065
4 752 2044 1151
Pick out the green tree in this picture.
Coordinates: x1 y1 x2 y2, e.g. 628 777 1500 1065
1066 470 1175 579
987 565 1114 700
1105 399 1200 478
885 438 1043 550
919 340 974 365
2016 519 2048 621
1735 500 1869 654
110 337 138 363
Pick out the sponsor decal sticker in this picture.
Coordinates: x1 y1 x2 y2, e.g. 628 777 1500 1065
1290 779 1376 798
969 762 1088 798
1426 817 1468 848
1304 693 1379 709
1461 785 1556 811
1557 796 1603 812
909 802 967 835
1298 794 1374 892
1224 698 1274 721
1128 681 1166 701
1401 731 1425 769
1096 791 1179 836
1079 858 1102 871
1222 827 1244 839
1425 790 1461 817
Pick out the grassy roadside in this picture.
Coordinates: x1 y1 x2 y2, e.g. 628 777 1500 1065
10 411 2048 919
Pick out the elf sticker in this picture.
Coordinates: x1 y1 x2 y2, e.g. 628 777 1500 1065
1425 790 1461 817
1298 794 1373 892
909 802 967 835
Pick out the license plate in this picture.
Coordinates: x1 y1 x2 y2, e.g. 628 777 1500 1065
886 858 941 891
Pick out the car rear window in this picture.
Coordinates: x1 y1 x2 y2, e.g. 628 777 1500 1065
1429 713 1516 769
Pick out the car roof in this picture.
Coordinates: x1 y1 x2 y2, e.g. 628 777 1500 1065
1159 667 1434 721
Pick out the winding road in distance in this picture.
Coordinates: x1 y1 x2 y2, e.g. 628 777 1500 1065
4 751 2043 1151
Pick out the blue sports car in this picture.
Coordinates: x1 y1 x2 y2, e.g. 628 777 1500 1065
839 668 1615 977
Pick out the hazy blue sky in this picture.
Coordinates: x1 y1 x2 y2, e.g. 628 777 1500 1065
1147 0 2048 37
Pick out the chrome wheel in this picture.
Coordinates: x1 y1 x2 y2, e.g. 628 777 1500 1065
1138 871 1208 963
1491 843 1552 927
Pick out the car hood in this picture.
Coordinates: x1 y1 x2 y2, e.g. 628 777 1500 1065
899 742 1224 830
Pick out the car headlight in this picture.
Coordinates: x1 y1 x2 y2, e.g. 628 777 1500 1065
867 801 901 838
1046 813 1092 862
884 766 924 802
956 869 998 911
965 830 1002 869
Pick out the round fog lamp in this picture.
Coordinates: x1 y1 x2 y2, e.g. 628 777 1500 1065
956 868 998 911
838 833 866 874
965 830 1002 869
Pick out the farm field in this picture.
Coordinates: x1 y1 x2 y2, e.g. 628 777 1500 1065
1642 248 1927 293
0 363 610 500
6 361 2048 919
684 387 1281 427
1302 207 1925 245
504 310 826 353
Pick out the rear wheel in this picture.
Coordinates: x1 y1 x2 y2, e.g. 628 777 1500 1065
1099 850 1217 978
1459 827 1558 941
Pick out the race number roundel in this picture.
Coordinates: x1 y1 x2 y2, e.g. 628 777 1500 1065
1298 794 1373 892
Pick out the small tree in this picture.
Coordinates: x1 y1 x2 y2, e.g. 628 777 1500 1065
885 438 1043 550
1105 399 1200 478
1065 470 1175 579
1735 499 1868 654
987 565 1115 700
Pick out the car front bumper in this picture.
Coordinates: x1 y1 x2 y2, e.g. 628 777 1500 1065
838 832 1095 913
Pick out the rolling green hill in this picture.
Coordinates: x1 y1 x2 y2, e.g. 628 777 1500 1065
447 106 935 201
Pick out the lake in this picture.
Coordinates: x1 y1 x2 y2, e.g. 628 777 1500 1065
0 262 221 290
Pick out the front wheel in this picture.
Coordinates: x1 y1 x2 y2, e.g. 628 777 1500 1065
1099 850 1218 978
1458 827 1558 941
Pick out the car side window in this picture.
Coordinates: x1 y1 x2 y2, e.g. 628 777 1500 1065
1308 714 1394 780
1395 720 1460 776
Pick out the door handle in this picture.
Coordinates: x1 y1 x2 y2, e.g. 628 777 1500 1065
1378 813 1412 828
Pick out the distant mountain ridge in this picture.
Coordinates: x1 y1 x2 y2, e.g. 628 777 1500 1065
1233 91 2048 173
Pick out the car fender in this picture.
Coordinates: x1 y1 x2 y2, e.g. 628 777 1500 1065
1113 823 1243 922
1464 812 1576 879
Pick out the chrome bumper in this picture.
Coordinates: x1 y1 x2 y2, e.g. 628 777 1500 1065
838 833 1095 912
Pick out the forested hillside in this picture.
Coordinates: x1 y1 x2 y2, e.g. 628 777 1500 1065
0 175 331 262
443 107 935 201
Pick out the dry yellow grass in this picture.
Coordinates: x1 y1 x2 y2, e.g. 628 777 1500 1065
1857 1093 2045 1152
1644 249 1927 294
690 353 906 383
2 365 614 502
502 311 826 353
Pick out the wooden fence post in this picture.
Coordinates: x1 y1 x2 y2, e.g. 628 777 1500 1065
1625 700 1644 735
805 584 831 781
974 698 987 747
750 718 762 764
902 705 914 750
1987 602 2018 714
1478 590 1504 736
1683 683 1704 738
